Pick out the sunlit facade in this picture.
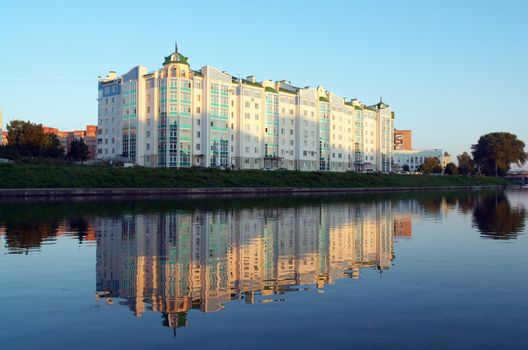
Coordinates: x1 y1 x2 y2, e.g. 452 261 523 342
97 47 394 172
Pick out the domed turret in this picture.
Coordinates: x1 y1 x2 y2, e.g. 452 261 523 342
376 96 389 109
163 42 189 66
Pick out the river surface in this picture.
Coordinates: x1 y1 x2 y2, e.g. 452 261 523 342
0 190 527 349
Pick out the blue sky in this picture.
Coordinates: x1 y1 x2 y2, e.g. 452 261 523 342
1 0 527 158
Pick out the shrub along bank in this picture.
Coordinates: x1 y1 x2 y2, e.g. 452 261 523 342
0 164 510 189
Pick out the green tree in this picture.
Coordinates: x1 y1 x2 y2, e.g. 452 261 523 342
418 157 443 174
471 132 527 176
0 120 63 159
67 138 89 162
457 152 475 175
444 162 459 175
44 133 63 158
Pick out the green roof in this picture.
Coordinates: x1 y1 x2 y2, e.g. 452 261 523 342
242 79 262 88
265 86 277 93
319 96 329 102
163 52 190 66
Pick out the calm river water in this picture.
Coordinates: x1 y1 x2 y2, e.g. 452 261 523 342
0 190 527 349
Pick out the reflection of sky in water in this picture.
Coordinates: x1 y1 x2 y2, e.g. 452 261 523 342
0 190 527 349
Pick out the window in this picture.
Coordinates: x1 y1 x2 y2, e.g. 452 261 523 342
245 101 250 108
196 144 201 150
196 107 201 113
197 131 200 138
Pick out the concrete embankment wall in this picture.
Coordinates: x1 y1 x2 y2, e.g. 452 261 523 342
0 185 507 198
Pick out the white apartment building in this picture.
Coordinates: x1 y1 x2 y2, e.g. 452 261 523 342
392 149 444 172
97 47 394 172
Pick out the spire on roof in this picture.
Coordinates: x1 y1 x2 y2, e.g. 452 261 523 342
175 41 178 53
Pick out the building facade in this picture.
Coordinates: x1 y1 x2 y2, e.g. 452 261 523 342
43 125 97 160
394 129 412 150
392 148 444 172
97 47 394 172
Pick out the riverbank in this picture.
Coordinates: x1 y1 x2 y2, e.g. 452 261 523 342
0 185 509 198
0 164 509 197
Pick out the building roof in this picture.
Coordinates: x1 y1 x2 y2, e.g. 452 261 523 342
163 51 189 66
279 87 297 95
264 86 278 93
371 97 389 109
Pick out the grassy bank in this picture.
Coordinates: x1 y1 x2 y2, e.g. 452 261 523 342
0 164 509 189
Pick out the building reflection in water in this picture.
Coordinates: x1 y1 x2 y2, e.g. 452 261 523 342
1 191 525 333
95 201 403 332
